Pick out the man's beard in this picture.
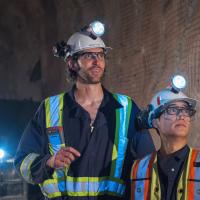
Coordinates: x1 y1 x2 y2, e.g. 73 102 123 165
77 65 105 84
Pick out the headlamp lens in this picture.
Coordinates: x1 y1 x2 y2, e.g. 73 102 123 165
90 21 105 37
172 75 186 90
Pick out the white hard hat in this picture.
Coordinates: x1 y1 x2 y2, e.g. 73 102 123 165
66 32 110 57
148 87 197 127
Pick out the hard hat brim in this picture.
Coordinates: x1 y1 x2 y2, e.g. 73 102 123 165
164 97 197 109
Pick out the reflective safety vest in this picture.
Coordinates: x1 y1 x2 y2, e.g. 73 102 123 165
130 148 200 200
20 92 132 199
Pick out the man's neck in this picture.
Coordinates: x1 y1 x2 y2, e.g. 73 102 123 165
75 82 104 104
160 137 187 156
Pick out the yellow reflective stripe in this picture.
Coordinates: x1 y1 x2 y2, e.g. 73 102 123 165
46 190 122 198
20 153 39 184
48 143 54 155
184 148 193 199
45 98 51 128
58 93 64 126
177 147 193 199
150 154 161 200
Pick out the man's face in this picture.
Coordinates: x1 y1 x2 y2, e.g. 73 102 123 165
154 101 194 139
75 48 106 84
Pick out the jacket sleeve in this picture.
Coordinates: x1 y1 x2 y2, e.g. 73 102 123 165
14 101 53 184
127 100 155 159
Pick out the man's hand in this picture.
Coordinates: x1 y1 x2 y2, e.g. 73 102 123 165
47 147 81 169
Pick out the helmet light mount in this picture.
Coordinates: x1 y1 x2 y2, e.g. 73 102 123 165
52 41 70 61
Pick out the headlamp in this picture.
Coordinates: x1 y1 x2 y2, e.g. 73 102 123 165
89 21 105 37
171 75 186 93
81 21 105 39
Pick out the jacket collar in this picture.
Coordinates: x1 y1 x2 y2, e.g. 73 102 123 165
63 84 122 112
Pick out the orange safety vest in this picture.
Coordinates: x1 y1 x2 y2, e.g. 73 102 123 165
130 148 200 200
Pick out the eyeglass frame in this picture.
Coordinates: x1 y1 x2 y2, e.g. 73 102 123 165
163 106 196 117
156 105 196 122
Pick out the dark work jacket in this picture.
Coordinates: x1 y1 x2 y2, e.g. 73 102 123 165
14 86 155 200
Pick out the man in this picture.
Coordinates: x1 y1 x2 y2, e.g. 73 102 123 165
14 21 154 200
130 81 200 200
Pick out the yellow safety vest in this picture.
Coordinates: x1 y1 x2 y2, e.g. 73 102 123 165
20 93 132 198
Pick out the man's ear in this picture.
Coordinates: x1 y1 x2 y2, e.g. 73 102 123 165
67 57 79 72
66 57 74 69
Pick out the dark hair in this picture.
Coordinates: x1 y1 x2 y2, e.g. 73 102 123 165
66 54 79 82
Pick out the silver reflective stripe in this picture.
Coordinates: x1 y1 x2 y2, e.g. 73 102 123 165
134 154 152 200
20 153 39 184
114 94 130 178
49 95 60 126
41 179 125 196
41 181 60 195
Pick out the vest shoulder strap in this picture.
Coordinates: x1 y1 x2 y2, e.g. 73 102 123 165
45 93 65 128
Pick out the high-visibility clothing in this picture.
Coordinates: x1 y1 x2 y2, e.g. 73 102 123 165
21 93 132 198
15 87 155 200
130 148 200 200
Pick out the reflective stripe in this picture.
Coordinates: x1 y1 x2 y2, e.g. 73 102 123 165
150 155 160 200
20 153 39 184
194 152 200 200
41 177 125 198
45 97 51 128
50 96 60 126
45 94 64 128
111 94 132 178
144 154 155 199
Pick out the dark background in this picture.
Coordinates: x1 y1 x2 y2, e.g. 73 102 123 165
1 0 200 199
